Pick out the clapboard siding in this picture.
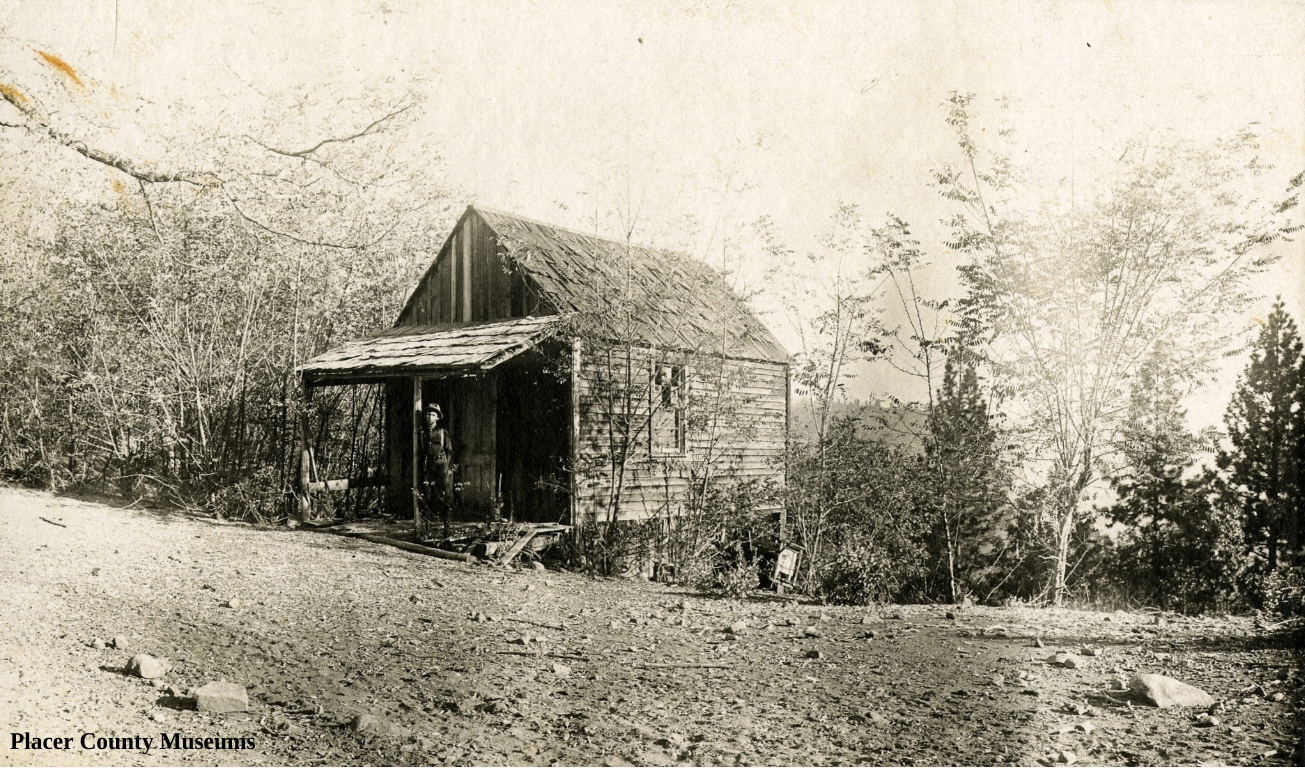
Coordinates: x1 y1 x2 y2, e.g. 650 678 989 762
573 348 787 522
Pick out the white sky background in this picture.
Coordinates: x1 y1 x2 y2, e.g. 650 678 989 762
2 0 1303 428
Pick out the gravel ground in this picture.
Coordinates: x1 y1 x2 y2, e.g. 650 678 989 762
0 486 1301 767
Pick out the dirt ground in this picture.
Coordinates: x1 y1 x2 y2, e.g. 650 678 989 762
0 487 1301 767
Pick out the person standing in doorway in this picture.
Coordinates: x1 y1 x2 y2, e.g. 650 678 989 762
420 404 454 539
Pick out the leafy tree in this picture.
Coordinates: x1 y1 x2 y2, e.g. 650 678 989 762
938 92 1302 605
1222 299 1304 572
763 206 888 587
0 41 451 518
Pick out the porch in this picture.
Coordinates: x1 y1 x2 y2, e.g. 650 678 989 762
296 316 574 533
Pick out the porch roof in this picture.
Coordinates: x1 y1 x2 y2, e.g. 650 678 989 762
299 315 558 386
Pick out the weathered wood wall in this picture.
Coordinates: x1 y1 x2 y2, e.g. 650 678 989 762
573 347 787 523
395 209 543 327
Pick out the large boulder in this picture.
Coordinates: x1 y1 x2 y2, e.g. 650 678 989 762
126 654 170 679
1128 674 1215 708
195 681 249 713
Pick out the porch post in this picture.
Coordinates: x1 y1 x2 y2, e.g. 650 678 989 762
569 339 581 526
412 375 423 537
298 381 314 523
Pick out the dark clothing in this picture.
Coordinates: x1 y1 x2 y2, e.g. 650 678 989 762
418 423 454 537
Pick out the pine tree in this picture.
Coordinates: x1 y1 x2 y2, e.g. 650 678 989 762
1223 299 1303 572
1109 347 1243 612
927 356 1007 603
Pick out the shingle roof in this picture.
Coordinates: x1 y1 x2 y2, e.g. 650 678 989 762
299 316 557 384
474 206 789 364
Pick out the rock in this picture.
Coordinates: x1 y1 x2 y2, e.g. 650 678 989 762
1128 674 1215 708
805 649 823 659
551 662 571 679
225 598 242 609
532 561 546 571
1076 721 1094 734
126 654 169 679
1194 713 1220 727
110 636 129 650
1048 652 1085 669
90 638 106 650
1271 692 1285 702
1033 637 1045 648
1080 646 1099 657
887 610 905 620
991 674 1005 687
983 625 1008 637
509 636 528 645
728 620 748 634
860 614 880 625
1056 750 1077 764
867 711 888 726
195 681 249 713
350 713 409 740
945 610 956 620
803 626 822 638
863 630 878 640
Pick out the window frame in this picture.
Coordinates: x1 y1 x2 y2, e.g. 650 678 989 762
649 360 687 457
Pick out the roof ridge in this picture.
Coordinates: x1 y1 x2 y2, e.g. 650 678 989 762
472 204 679 258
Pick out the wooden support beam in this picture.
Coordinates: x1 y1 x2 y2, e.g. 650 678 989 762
412 375 423 537
781 364 790 544
569 338 581 527
298 386 313 524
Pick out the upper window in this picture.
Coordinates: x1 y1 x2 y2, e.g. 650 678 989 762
650 363 687 455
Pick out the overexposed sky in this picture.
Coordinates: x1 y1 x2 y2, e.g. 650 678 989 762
2 0 1303 424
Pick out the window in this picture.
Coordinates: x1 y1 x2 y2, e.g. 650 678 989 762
650 363 686 455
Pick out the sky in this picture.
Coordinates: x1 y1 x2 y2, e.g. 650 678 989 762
2 0 1303 427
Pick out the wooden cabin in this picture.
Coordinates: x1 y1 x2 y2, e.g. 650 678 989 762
297 205 789 534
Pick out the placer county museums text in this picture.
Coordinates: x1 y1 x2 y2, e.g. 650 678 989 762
11 732 256 753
